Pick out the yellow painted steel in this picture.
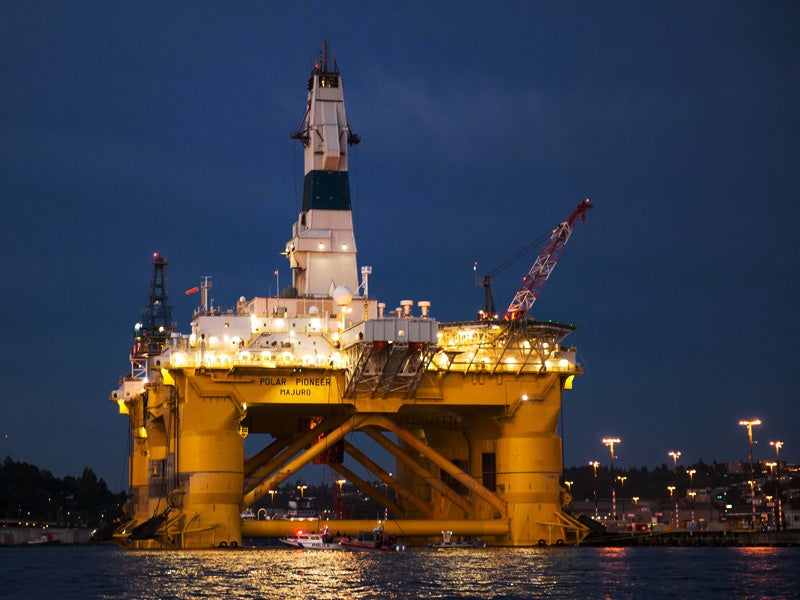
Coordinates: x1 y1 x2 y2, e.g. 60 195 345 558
116 340 588 549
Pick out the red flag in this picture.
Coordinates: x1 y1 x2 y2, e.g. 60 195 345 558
185 286 199 295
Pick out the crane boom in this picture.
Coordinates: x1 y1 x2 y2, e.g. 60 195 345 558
504 198 593 321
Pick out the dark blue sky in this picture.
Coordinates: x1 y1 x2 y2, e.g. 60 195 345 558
2 2 798 490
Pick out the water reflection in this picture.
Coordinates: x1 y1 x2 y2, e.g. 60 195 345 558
3 545 799 599
596 546 635 595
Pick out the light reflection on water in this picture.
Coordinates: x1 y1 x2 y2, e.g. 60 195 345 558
2 545 799 599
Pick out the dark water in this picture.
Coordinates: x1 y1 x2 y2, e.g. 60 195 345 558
1 545 798 599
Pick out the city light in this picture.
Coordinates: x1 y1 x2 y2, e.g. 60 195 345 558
668 450 681 473
667 485 677 527
769 440 785 531
602 437 620 463
739 418 761 528
617 476 627 519
589 461 600 520
769 440 783 459
602 437 620 520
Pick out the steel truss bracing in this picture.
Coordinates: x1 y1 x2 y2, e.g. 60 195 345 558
490 321 566 375
442 321 574 376
343 342 438 398
241 414 507 520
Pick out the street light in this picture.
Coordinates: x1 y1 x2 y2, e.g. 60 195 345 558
667 451 681 527
668 451 681 474
765 494 775 529
602 437 621 521
739 419 761 469
687 469 696 486
770 440 784 531
297 484 308 498
335 479 347 520
617 476 627 520
770 440 783 459
562 480 574 508
589 461 600 520
667 485 677 527
739 419 761 528
602 438 620 465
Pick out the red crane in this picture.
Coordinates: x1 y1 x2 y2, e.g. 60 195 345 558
503 198 593 321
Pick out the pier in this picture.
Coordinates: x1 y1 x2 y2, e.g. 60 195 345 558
582 529 800 547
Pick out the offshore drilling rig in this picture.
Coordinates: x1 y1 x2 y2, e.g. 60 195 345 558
110 42 592 549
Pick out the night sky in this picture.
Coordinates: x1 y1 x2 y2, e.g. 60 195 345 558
2 2 798 491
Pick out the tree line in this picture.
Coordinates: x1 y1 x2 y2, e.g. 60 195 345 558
0 456 126 527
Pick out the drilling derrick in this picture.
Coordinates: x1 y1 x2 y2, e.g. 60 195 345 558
110 43 591 549
134 252 174 357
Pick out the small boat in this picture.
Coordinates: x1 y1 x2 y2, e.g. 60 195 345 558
27 533 60 545
280 526 345 551
340 528 406 552
427 530 486 549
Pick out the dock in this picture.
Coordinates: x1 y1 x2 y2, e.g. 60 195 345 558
582 529 800 547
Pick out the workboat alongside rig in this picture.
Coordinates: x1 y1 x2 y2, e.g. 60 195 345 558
280 526 345 551
110 42 591 549
340 529 406 553
427 530 486 549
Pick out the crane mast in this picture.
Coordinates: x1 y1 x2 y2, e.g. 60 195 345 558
504 198 592 321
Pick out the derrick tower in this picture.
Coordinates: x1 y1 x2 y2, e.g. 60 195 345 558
288 40 361 297
110 43 589 549
136 252 173 355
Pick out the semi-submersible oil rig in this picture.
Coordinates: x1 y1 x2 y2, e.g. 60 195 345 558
110 43 592 549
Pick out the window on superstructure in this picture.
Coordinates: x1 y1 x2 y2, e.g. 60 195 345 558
319 75 339 88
